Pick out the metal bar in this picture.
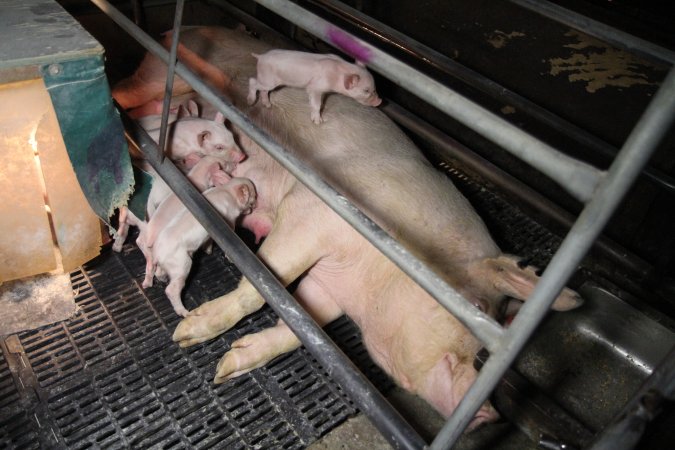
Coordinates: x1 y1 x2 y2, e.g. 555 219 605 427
131 0 143 26
431 67 675 449
510 0 675 65
588 344 675 450
156 0 185 162
380 101 655 295
252 0 603 203
116 107 427 450
90 0 505 350
303 0 675 195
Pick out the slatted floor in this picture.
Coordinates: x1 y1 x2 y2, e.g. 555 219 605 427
0 238 393 449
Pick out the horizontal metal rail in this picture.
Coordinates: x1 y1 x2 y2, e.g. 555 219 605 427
432 67 675 449
253 0 603 203
510 0 675 65
303 0 675 195
216 0 660 316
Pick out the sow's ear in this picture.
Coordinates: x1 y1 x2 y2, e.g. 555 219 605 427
344 73 360 90
487 255 583 311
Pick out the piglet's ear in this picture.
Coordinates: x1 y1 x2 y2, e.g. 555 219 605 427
214 112 225 124
198 130 211 146
186 100 199 117
235 183 250 207
344 74 360 90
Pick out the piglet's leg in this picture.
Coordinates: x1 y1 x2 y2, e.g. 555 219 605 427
139 233 155 289
173 202 325 347
307 90 324 124
165 275 190 317
247 78 258 105
112 207 130 252
213 273 344 382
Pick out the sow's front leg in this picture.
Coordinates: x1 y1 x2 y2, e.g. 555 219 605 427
172 197 327 349
214 271 344 383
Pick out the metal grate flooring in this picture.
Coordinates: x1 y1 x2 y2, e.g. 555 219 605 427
0 237 393 449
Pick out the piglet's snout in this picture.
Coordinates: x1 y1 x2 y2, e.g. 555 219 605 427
230 146 246 163
368 94 382 106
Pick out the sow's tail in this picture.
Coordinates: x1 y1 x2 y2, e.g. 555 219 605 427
470 255 583 312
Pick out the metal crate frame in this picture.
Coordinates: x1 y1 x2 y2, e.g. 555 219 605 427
89 0 675 449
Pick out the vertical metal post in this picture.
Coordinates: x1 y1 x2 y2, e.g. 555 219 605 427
156 0 185 162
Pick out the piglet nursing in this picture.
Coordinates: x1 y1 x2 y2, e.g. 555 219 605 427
125 164 256 317
247 49 381 124
113 100 244 252
145 178 256 317
142 104 245 168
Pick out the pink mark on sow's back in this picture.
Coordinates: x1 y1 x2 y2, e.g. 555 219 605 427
327 27 373 63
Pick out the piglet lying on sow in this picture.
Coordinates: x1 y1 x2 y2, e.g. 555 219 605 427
114 26 582 430
247 49 381 124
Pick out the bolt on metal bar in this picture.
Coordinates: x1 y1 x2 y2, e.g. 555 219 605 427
253 0 603 203
89 0 504 351
510 0 675 65
156 0 185 163
431 67 675 449
304 0 675 195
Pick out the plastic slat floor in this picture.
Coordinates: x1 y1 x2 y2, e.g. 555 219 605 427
0 162 568 449
0 239 393 449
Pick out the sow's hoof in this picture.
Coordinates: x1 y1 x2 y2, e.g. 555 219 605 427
172 295 248 347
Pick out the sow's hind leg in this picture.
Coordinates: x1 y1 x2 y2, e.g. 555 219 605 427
213 272 344 383
172 200 327 347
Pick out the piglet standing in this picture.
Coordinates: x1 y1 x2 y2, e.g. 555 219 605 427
145 178 256 317
140 154 233 272
247 49 382 124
